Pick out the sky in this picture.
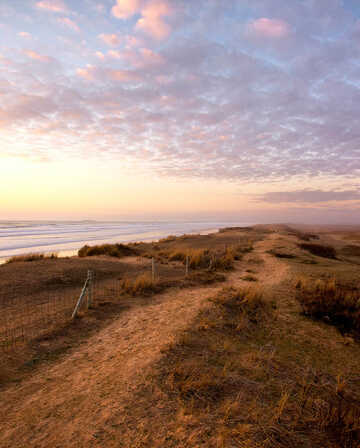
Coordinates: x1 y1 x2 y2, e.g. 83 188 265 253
0 0 360 223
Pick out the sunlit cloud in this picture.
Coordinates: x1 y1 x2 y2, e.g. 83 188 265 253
18 31 32 39
111 0 174 39
57 17 80 32
76 65 141 82
98 33 122 46
247 17 291 38
107 47 164 66
107 49 122 59
24 50 51 62
36 0 68 13
1 0 360 219
112 0 143 19
76 65 96 81
256 190 360 204
135 0 173 39
95 51 105 60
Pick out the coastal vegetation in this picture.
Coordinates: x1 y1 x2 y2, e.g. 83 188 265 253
1 225 360 447
5 252 58 264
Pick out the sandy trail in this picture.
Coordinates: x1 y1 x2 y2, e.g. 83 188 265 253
0 233 291 448
0 286 227 447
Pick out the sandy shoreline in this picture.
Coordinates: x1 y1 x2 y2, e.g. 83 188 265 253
0 222 250 264
0 228 220 265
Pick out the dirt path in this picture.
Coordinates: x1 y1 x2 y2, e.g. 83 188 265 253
0 233 292 448
0 287 230 447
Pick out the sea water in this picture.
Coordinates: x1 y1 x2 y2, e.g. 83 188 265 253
0 220 253 263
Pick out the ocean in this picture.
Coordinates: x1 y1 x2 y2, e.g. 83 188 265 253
0 220 253 263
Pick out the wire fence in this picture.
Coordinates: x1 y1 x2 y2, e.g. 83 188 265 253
0 257 189 352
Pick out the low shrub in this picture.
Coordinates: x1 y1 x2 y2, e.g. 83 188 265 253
341 245 360 257
296 278 360 336
298 243 337 259
78 243 135 258
5 253 58 264
167 248 211 269
211 248 235 271
267 250 296 259
120 272 160 296
212 286 270 320
242 275 258 282
158 235 177 243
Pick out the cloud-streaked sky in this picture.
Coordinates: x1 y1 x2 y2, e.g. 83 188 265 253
1 0 360 222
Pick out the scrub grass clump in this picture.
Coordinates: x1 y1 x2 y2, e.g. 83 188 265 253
296 277 360 336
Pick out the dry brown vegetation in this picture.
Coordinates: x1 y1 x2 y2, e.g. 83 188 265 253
1 225 360 448
78 243 136 258
296 278 360 337
119 272 161 296
5 252 58 264
298 242 337 259
0 228 258 377
134 285 360 447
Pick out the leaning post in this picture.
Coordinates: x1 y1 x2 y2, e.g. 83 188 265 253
72 274 90 319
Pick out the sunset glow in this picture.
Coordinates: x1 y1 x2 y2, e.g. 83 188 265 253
1 0 360 222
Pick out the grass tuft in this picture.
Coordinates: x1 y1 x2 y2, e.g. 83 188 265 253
296 277 360 336
120 272 160 296
298 243 337 259
5 253 58 264
78 243 135 258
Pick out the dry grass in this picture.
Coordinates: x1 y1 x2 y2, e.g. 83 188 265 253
167 248 210 268
164 245 251 271
78 243 135 258
299 243 337 259
267 249 296 259
242 274 258 282
341 245 360 257
5 253 58 264
120 272 160 296
296 277 360 337
144 283 360 447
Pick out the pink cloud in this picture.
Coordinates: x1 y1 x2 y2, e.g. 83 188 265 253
125 35 144 48
98 33 121 46
135 0 173 39
58 17 80 32
76 65 141 83
111 0 173 40
95 51 105 60
18 31 32 39
76 65 96 81
109 69 141 82
24 50 51 62
36 0 67 13
111 0 143 19
247 18 290 38
107 47 164 67
139 47 164 65
107 49 122 59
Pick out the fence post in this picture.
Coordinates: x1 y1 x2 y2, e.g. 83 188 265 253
87 270 93 308
185 255 189 277
72 274 90 319
152 257 155 282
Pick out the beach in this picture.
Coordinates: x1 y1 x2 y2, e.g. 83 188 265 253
0 220 252 263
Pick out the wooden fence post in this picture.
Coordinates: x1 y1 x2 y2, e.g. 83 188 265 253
185 255 189 277
152 257 155 282
72 274 90 319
